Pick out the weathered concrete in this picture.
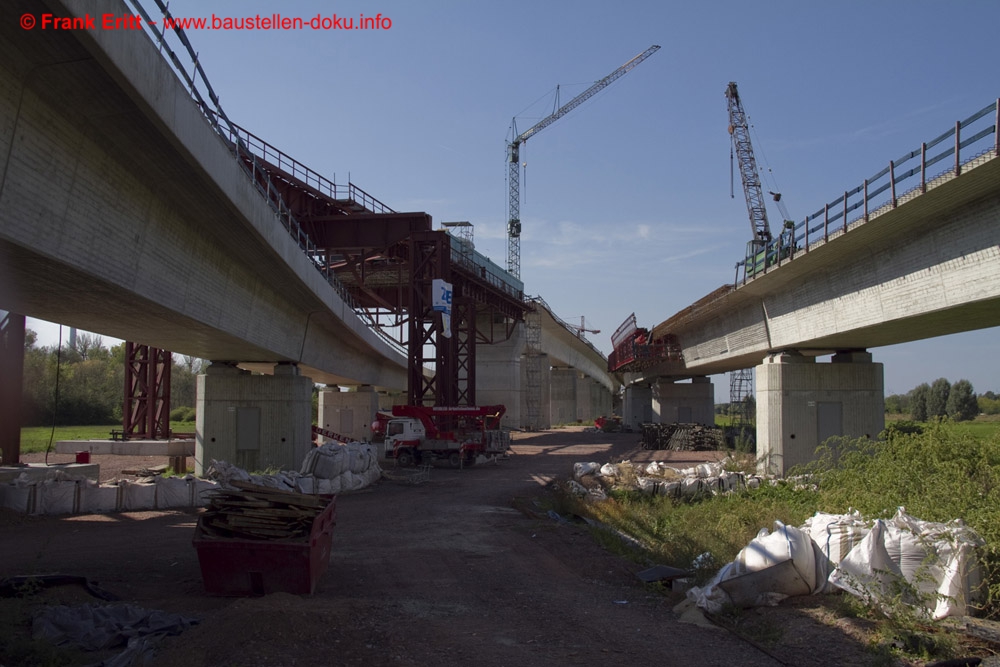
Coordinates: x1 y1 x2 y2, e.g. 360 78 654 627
0 463 99 483
652 377 714 426
644 153 1000 379
0 0 408 389
318 385 380 443
195 362 312 475
475 316 524 430
54 440 194 457
756 351 884 477
623 384 653 430
549 368 578 425
520 353 552 430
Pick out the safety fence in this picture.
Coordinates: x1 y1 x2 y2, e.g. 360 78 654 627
736 98 1000 285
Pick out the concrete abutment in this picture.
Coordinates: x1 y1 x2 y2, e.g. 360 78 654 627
756 350 885 477
195 361 312 476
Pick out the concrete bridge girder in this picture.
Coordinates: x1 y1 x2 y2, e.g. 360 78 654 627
653 155 1000 378
0 0 409 389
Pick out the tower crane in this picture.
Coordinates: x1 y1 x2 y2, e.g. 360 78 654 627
565 316 600 339
506 44 661 279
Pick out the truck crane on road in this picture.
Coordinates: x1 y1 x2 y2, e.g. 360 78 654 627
506 44 661 279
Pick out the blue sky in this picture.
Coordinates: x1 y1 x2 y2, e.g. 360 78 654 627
28 0 1000 400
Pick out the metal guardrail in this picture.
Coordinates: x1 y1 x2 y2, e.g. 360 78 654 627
735 98 1000 285
124 0 406 356
218 121 395 215
528 296 608 362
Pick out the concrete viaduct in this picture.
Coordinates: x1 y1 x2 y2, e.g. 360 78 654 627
621 117 1000 474
0 0 616 472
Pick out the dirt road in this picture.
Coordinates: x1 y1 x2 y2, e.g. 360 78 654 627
2 427 887 666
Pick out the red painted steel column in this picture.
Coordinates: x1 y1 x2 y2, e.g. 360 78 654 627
123 342 172 439
0 312 26 465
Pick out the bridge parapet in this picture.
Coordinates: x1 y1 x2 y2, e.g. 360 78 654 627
736 98 1000 284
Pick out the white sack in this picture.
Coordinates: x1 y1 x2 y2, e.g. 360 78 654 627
829 508 984 619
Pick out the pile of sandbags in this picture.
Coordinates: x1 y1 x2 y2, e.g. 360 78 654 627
687 508 985 620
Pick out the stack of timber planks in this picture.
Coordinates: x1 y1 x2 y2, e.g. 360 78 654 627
200 481 329 541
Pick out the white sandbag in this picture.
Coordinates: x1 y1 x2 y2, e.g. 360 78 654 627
659 481 682 498
1 483 36 513
829 509 984 619
341 471 368 493
191 479 219 507
599 463 618 477
718 471 746 493
120 480 157 511
155 477 191 509
295 476 316 494
688 521 818 613
78 481 120 513
566 480 588 497
37 480 79 515
573 462 599 479
317 477 343 495
636 477 661 495
301 444 348 479
681 477 705 499
802 510 871 593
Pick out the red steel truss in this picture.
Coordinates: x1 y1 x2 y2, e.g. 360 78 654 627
123 342 172 440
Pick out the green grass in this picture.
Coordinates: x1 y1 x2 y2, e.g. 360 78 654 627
18 421 197 454
562 419 1000 663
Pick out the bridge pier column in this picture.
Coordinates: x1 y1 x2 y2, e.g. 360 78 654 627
318 385 379 443
549 367 578 425
0 311 25 465
195 361 312 476
520 352 551 430
756 350 884 477
475 317 524 430
575 374 595 423
652 376 714 425
623 384 652 430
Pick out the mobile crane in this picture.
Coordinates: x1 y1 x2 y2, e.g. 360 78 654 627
725 81 795 277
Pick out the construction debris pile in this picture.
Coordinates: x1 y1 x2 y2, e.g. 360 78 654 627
199 481 333 541
639 422 726 451
568 458 762 502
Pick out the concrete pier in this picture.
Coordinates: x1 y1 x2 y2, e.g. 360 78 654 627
756 350 884 476
195 362 312 475
652 377 714 425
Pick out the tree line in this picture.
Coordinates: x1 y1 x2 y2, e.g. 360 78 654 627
885 378 990 421
21 330 201 426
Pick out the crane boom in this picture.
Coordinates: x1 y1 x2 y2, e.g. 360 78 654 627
506 44 661 279
725 81 772 248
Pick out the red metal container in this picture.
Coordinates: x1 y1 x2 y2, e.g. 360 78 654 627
192 495 336 596
75 451 90 464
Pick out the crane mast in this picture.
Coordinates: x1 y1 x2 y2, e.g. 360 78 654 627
506 44 661 279
725 81 772 250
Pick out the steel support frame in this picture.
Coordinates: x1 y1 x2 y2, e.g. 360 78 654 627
0 311 26 464
123 342 172 440
408 231 454 407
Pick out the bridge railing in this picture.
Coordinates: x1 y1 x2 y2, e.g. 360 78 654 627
735 98 1000 285
528 296 608 361
125 0 406 357
216 120 395 215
